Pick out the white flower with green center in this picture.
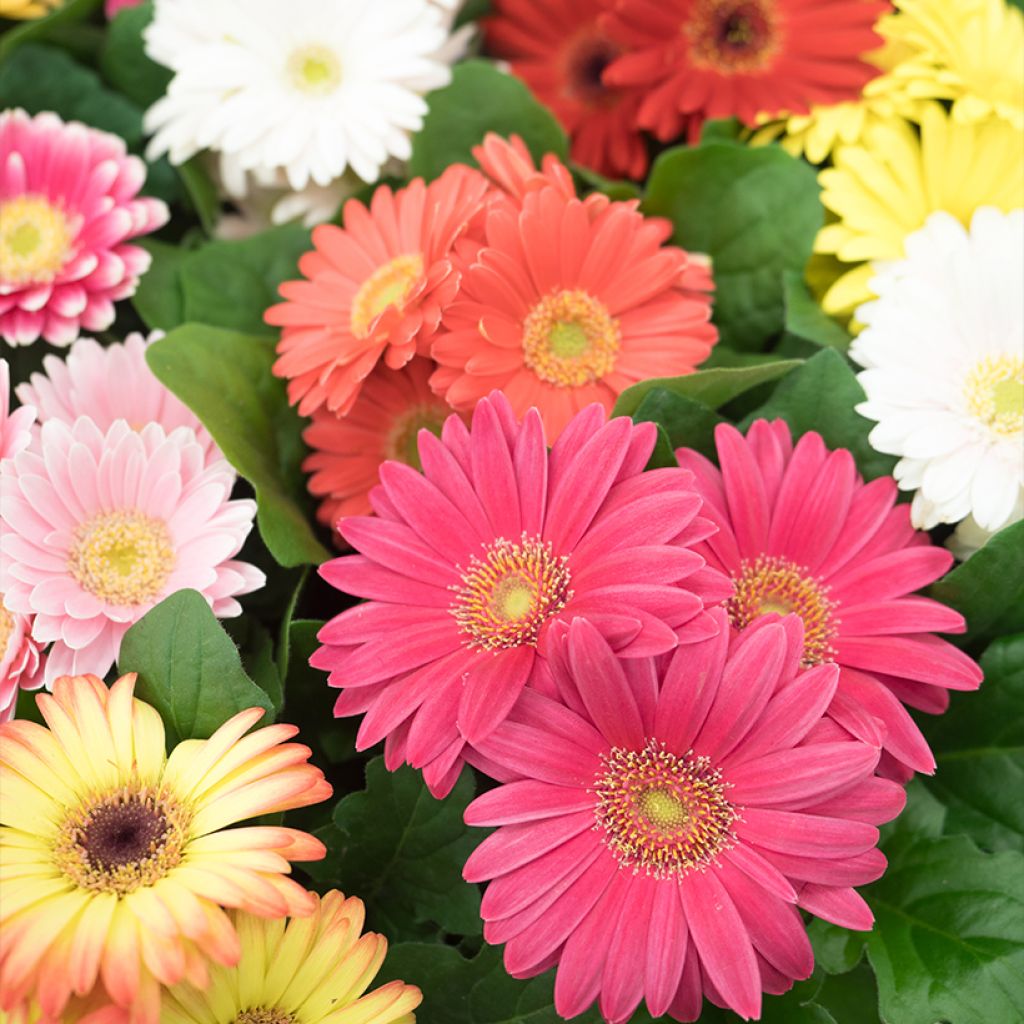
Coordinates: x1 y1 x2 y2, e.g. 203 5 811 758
852 207 1024 533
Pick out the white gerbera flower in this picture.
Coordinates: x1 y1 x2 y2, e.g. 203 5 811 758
143 0 458 188
851 207 1024 533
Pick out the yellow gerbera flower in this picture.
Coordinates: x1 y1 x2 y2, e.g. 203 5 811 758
0 0 62 18
0 674 333 1024
162 890 422 1024
814 101 1024 314
881 0 1024 131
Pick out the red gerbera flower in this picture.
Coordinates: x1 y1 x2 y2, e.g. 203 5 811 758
485 0 650 180
603 0 887 141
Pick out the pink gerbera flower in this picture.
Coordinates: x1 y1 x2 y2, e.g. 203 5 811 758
0 601 45 723
1 359 34 461
15 331 221 463
676 419 982 779
265 164 490 418
464 614 903 1022
312 391 731 797
0 418 265 684
0 110 168 347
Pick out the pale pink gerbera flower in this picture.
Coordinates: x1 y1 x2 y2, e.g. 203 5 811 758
1 359 34 460
677 419 982 780
465 614 903 1023
0 419 265 684
0 109 168 347
16 331 221 463
313 391 731 798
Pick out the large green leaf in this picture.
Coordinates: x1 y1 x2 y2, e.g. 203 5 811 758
744 349 897 481
146 326 328 567
782 271 851 352
920 633 1024 851
643 143 822 351
98 0 170 109
117 589 273 745
631 387 726 459
409 60 568 181
313 758 482 941
131 238 189 330
930 521 1024 645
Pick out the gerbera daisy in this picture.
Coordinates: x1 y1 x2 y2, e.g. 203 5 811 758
464 614 902 1022
266 164 490 418
484 0 649 180
144 0 459 188
0 672 331 1022
303 358 457 531
0 418 264 684
815 102 1024 315
0 110 168 348
948 493 1024 562
852 209 1024 533
0 0 61 17
161 890 421 1024
430 181 716 440
1 360 34 462
15 332 220 464
312 391 731 798
601 0 887 142
0 596 45 724
675 419 983 780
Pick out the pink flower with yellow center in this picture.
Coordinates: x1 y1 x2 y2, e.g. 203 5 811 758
677 419 983 780
312 391 731 798
0 110 168 347
464 614 902 1022
0 673 331 1023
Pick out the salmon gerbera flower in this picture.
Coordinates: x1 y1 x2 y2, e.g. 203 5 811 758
464 614 903 1022
677 419 983 780
0 673 332 1023
266 164 490 417
312 391 731 798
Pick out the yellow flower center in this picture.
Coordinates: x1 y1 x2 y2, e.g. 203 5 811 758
287 44 342 94
964 353 1024 437
385 404 449 473
594 740 736 878
54 782 190 897
0 600 13 658
234 1012 295 1024
521 289 621 388
350 253 424 339
687 0 780 73
0 195 73 286
727 554 838 668
68 511 175 607
451 536 573 651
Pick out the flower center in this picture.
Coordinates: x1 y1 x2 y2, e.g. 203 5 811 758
67 511 175 607
287 44 342 94
0 600 13 658
385 404 449 472
565 32 622 106
0 195 73 286
54 783 190 896
727 555 838 668
234 1012 296 1024
451 535 573 651
964 353 1023 437
687 0 779 72
350 253 424 339
522 289 621 388
594 740 736 878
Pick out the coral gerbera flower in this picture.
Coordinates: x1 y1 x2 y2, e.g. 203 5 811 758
601 0 887 142
266 164 490 417
676 419 983 780
303 358 456 531
465 614 903 1022
312 392 731 798
161 890 421 1024
15 333 220 464
484 0 649 180
0 418 264 684
430 181 716 441
0 110 168 347
0 672 332 1023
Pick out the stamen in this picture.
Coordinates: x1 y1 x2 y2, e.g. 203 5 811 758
0 194 73 286
350 253 424 338
287 44 342 94
964 353 1023 437
687 0 779 72
234 1012 296 1024
385 405 449 472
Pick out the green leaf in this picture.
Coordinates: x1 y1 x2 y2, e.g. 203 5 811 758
146 326 329 568
409 60 568 182
98 0 171 109
275 566 309 683
0 0 101 61
317 757 482 941
921 633 1024 851
176 156 221 235
811 962 880 1024
224 616 283 716
930 521 1024 645
117 589 273 745
613 360 802 418
131 238 188 330
743 349 897 480
643 143 822 351
782 271 851 352
632 387 726 459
